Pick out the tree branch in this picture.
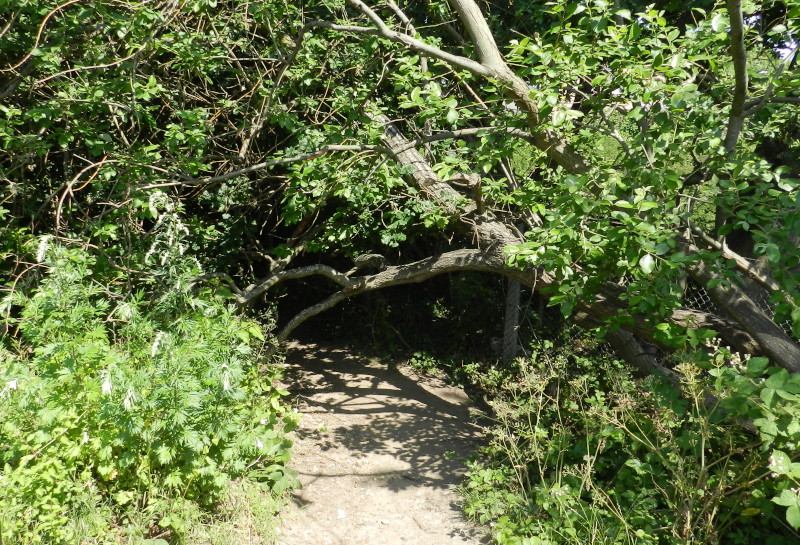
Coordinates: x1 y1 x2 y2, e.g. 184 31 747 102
742 45 799 117
684 222 782 293
307 19 493 78
239 263 355 304
687 260 800 372
446 0 508 71
722 0 748 154
342 0 588 172
270 249 517 342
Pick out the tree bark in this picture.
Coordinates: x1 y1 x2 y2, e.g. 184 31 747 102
688 262 800 372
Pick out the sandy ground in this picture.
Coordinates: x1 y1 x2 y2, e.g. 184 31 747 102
276 342 488 545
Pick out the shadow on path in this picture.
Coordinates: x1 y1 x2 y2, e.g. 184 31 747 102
278 342 487 545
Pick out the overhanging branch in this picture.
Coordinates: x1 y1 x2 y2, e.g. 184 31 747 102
270 249 516 341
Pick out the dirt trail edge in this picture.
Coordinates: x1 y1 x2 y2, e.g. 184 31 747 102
276 342 488 545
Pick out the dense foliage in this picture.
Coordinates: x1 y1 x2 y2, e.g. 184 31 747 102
461 331 800 544
2 0 800 542
0 240 296 543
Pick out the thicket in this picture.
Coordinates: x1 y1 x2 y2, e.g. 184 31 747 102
0 235 297 543
3 0 800 542
457 329 800 545
1 1 303 540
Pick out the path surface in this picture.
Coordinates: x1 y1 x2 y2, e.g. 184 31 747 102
276 342 487 545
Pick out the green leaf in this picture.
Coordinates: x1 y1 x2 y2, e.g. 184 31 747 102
747 357 769 375
764 243 780 263
248 325 265 341
639 254 655 274
772 489 797 507
613 8 631 20
787 505 800 530
711 13 726 32
766 369 788 389
761 387 775 407
446 108 459 124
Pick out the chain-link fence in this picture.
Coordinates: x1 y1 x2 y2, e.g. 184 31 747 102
508 275 798 362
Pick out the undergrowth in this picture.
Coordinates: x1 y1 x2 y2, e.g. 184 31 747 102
0 244 297 544
456 331 800 545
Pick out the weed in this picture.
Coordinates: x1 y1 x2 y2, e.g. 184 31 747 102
461 332 800 544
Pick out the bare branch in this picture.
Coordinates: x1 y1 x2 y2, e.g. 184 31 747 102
745 95 800 110
306 19 493 77
385 0 428 72
742 45 799 117
239 264 355 304
270 249 512 342
684 222 782 293
446 0 508 71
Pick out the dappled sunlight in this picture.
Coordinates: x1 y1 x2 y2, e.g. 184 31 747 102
277 342 487 544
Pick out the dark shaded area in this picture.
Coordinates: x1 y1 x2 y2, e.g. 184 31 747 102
278 270 559 361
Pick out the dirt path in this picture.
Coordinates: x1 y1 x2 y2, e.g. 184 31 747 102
276 342 487 545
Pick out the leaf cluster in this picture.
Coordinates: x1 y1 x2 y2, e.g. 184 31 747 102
463 331 800 544
0 245 296 544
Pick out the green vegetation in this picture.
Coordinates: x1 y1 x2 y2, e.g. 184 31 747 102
2 0 800 542
454 330 800 544
0 242 296 543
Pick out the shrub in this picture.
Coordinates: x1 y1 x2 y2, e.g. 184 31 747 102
0 245 296 544
462 332 800 545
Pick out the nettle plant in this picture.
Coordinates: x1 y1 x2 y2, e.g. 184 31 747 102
463 333 800 545
0 242 296 543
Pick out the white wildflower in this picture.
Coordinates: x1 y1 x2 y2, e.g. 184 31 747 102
115 302 133 321
0 379 17 398
151 331 165 357
260 419 268 425
101 371 112 395
36 235 52 262
123 389 137 411
256 438 264 449
82 430 89 444
148 191 170 218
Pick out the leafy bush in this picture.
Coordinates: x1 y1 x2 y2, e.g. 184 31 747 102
462 332 800 545
0 245 296 544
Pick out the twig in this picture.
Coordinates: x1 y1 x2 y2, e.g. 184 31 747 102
1 0 87 73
